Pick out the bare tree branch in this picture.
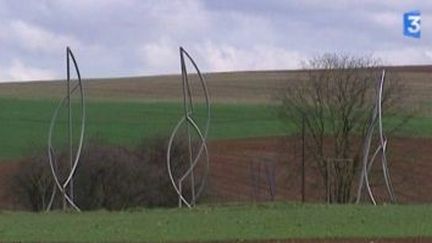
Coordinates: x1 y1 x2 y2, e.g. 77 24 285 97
278 53 407 203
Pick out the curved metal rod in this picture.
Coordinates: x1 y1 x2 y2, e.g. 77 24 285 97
363 79 383 205
180 51 196 202
180 47 210 205
181 47 211 169
47 97 70 211
62 48 86 189
181 47 211 137
178 116 209 201
167 117 191 207
355 97 379 204
182 47 210 205
167 116 209 207
166 47 211 208
46 46 85 211
47 112 81 211
364 138 387 205
356 69 396 204
377 71 396 202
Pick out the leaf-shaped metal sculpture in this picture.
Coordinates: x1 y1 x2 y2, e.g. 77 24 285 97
167 47 210 208
356 69 396 204
46 47 85 211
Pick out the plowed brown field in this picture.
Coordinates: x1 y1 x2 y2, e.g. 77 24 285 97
207 135 432 204
1 135 431 208
0 66 431 107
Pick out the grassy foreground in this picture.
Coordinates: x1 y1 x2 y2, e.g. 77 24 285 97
0 203 431 241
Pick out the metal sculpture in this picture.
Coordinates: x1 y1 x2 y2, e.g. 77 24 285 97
356 69 396 204
167 47 210 208
46 47 85 211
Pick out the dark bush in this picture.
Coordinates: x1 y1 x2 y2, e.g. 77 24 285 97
134 137 194 208
74 143 142 210
11 136 205 211
12 152 67 211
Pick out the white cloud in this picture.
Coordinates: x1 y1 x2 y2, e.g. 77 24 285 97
369 11 400 29
145 0 211 34
135 1 297 74
375 48 432 65
199 42 303 71
2 0 432 82
46 0 136 12
138 39 178 74
0 59 58 82
8 20 81 54
137 40 304 74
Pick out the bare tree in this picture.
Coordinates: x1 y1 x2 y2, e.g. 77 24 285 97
278 53 404 203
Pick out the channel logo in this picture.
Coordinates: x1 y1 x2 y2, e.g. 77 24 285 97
403 10 421 39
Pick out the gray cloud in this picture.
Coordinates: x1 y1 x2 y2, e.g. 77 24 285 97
0 0 431 82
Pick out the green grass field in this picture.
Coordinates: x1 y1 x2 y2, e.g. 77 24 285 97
0 71 431 242
0 97 288 160
0 203 430 241
0 97 432 160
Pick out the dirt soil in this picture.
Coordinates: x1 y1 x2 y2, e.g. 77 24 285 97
207 136 432 204
1 135 432 208
0 66 431 106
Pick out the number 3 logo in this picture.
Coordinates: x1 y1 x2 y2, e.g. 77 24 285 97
404 10 421 38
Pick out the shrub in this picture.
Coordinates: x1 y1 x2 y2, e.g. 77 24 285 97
12 152 67 211
10 136 205 211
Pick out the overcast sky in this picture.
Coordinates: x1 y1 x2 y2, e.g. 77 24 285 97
0 0 431 82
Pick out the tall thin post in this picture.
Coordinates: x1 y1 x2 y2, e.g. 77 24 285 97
326 160 330 203
301 115 305 203
166 47 210 208
67 49 74 208
47 46 84 212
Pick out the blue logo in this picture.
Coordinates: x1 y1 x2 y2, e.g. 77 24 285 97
403 10 421 38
